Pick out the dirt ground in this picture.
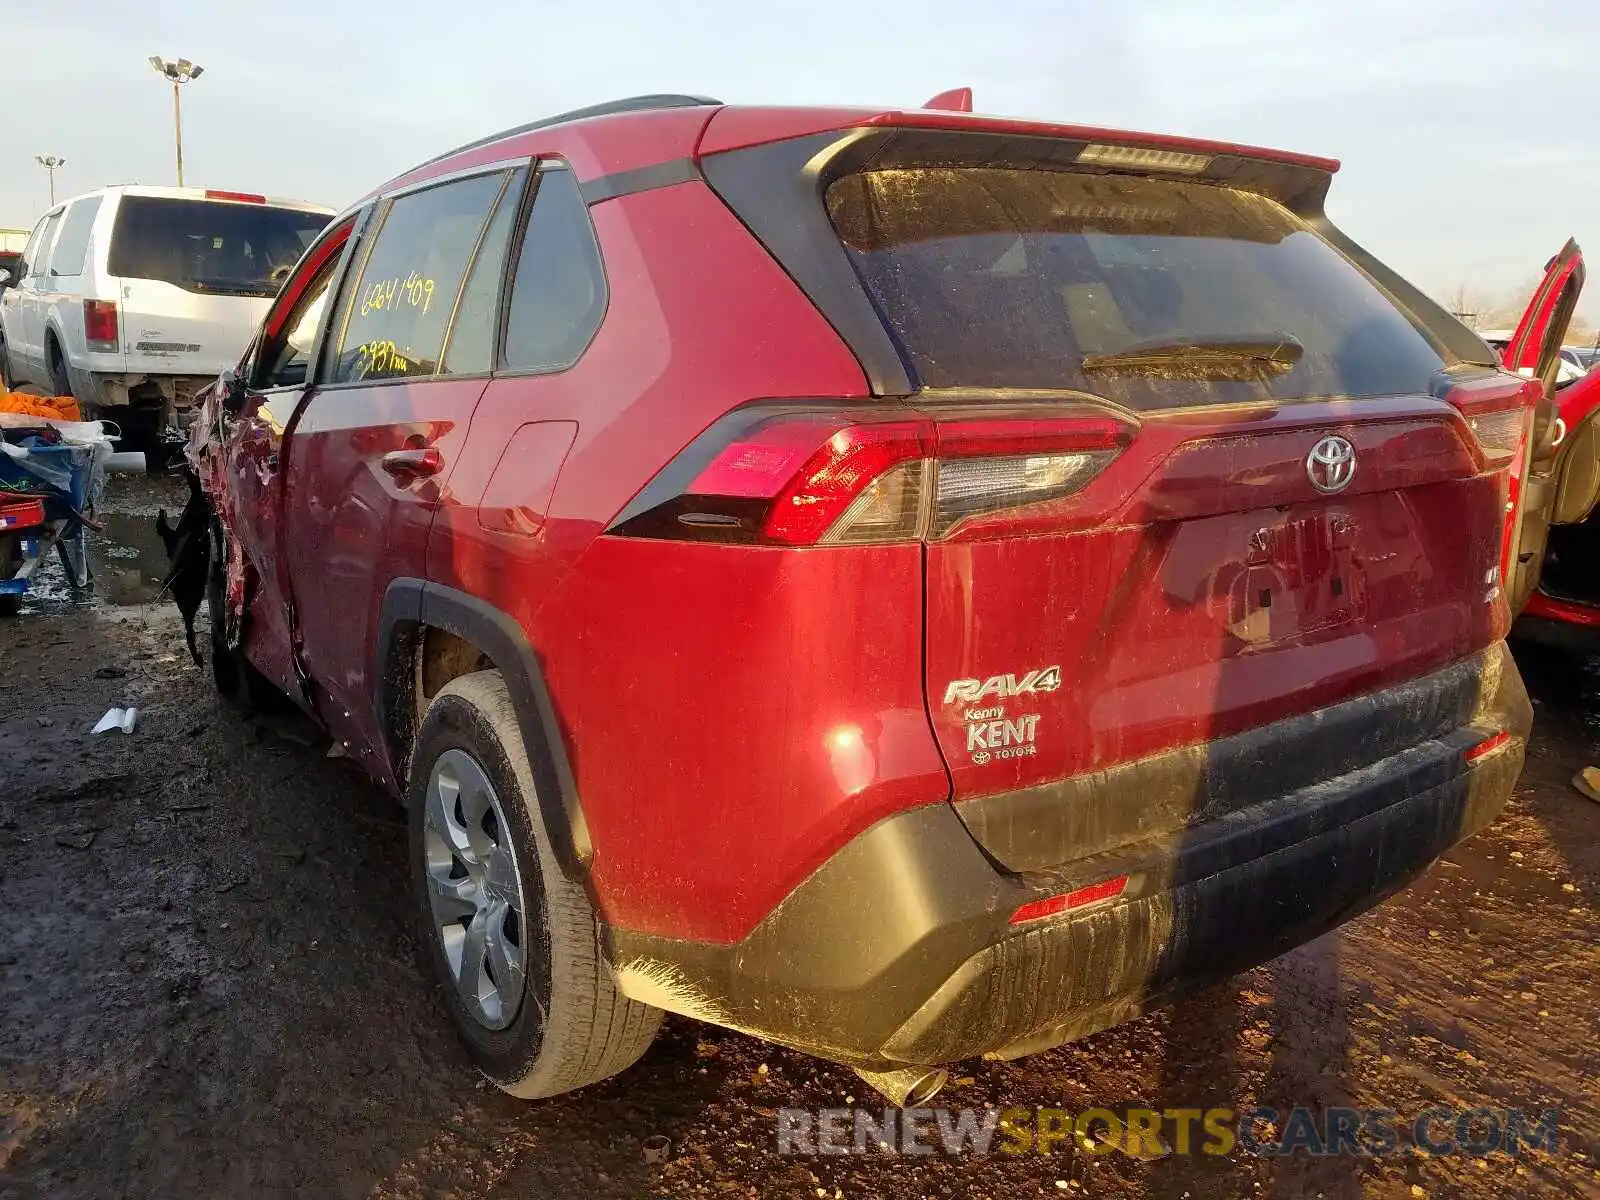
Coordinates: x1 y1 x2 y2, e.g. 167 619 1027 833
1 476 1596 1200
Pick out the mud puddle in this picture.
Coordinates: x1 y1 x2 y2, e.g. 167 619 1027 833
11 472 185 615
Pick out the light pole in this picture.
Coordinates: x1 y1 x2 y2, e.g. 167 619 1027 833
148 56 204 187
35 155 64 206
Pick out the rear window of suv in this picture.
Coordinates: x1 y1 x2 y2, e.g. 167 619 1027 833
826 168 1448 409
108 196 329 298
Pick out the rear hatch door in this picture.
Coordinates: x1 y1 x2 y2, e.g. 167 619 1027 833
826 158 1520 869
109 193 330 377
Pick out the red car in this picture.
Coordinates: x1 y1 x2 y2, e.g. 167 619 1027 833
1495 244 1600 647
187 91 1541 1103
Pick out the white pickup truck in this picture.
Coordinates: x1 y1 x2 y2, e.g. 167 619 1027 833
0 186 331 456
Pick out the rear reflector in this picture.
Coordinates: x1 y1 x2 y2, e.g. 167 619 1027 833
83 299 118 351
1076 143 1212 174
613 402 1135 546
204 189 266 204
1465 731 1511 763
1010 876 1129 925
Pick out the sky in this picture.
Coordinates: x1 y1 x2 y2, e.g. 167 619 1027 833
5 0 1598 326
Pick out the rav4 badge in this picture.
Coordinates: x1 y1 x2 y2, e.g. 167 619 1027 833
943 665 1062 705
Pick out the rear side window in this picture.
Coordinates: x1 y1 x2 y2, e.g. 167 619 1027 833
440 169 527 376
827 169 1448 408
107 197 328 297
329 171 510 384
255 225 355 390
18 216 50 277
501 168 606 373
47 196 102 277
29 213 62 280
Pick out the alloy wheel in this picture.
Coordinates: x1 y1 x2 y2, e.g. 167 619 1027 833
422 749 528 1030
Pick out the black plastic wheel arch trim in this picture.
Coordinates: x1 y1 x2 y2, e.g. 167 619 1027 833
376 579 592 880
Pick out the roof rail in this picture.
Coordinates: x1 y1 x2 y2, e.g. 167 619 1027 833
408 94 723 176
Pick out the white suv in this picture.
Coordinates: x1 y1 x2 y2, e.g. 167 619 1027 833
0 185 331 452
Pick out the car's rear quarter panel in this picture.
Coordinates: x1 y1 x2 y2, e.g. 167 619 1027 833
428 179 949 942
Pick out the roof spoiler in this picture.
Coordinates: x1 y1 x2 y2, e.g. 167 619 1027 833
922 87 973 113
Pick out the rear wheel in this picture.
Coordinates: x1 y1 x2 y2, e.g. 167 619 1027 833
0 327 13 389
47 343 72 400
0 593 20 618
409 670 661 1098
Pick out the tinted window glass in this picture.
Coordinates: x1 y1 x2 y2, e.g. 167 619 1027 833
18 216 49 276
47 196 102 277
502 169 606 373
260 250 346 389
330 172 508 384
440 169 526 376
29 214 62 280
108 197 328 297
827 169 1448 408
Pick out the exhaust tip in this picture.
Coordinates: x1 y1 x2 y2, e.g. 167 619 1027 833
852 1065 949 1107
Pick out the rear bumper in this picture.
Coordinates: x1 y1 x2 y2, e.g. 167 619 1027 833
91 372 215 410
608 643 1530 1068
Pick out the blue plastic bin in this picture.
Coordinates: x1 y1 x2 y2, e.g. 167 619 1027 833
0 439 88 519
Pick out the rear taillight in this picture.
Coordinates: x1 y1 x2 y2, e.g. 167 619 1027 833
931 414 1130 537
611 403 1133 545
1459 408 1527 467
84 300 118 352
1444 378 1539 470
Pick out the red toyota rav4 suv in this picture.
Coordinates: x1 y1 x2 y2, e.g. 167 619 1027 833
188 92 1544 1104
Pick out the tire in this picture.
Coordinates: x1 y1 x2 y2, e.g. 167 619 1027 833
0 327 13 389
48 343 72 400
409 670 661 1098
0 593 21 618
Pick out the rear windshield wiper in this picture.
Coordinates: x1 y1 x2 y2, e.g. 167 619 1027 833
187 277 274 297
1079 334 1304 379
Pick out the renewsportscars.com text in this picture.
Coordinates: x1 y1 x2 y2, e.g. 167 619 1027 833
776 1105 1562 1158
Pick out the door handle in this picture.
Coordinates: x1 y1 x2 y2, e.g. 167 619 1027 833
381 447 443 480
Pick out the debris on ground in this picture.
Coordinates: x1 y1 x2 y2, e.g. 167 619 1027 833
1572 766 1600 804
91 706 139 734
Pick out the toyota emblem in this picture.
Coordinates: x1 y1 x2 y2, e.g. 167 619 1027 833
1306 435 1356 493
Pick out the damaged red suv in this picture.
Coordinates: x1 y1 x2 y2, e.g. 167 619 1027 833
187 92 1541 1103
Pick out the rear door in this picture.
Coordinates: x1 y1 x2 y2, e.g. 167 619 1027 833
18 209 63 380
107 193 331 377
0 216 48 381
1502 240 1586 613
280 164 526 771
41 195 104 368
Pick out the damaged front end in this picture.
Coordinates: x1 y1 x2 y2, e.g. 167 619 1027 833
155 374 243 672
